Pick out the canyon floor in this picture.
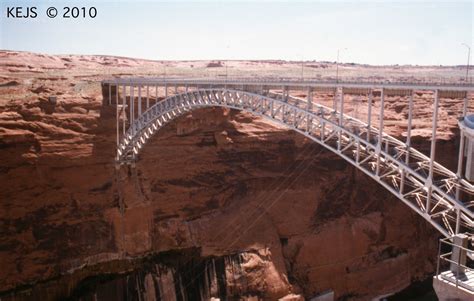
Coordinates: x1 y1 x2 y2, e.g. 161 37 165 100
0 50 472 300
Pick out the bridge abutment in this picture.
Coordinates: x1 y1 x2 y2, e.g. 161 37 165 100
434 235 474 299
433 277 474 301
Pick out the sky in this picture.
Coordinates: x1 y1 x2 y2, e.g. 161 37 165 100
0 0 472 65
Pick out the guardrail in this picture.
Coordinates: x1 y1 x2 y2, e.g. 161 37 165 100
102 76 474 89
436 235 474 291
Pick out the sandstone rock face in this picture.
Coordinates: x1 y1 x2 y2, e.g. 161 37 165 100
0 51 472 300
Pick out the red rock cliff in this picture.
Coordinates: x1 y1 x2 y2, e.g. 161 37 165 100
0 51 472 300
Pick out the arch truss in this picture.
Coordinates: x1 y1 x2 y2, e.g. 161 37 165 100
103 79 474 238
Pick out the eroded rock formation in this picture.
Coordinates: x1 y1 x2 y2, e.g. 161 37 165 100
0 51 472 300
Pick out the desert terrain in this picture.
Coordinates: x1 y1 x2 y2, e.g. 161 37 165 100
0 50 473 300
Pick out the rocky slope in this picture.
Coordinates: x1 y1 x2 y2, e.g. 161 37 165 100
0 50 472 300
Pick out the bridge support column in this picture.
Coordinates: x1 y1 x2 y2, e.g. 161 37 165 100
338 88 344 151
307 87 313 132
451 234 468 274
400 91 414 194
130 85 134 133
457 95 474 188
426 90 439 213
122 84 126 136
307 87 313 111
376 89 384 177
146 85 150 109
367 89 372 142
138 85 142 115
116 83 119 148
457 96 469 180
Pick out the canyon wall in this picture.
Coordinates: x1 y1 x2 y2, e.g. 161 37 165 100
0 51 472 300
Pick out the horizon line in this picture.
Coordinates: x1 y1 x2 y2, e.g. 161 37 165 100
1 49 472 69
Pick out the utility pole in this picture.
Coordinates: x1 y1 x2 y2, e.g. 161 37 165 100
461 43 471 83
336 48 347 83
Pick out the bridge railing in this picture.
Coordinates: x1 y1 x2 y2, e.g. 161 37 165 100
103 77 474 89
436 235 474 292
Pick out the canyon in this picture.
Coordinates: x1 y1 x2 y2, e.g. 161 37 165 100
0 50 472 300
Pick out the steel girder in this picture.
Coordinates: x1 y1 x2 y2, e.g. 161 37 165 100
116 88 474 238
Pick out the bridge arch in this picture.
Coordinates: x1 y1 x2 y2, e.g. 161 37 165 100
115 88 473 238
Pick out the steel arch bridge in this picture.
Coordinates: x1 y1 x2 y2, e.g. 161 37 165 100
103 78 474 239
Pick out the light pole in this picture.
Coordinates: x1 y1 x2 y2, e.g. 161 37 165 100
461 43 471 83
336 48 347 83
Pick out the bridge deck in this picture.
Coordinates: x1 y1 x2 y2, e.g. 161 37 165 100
102 78 474 92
